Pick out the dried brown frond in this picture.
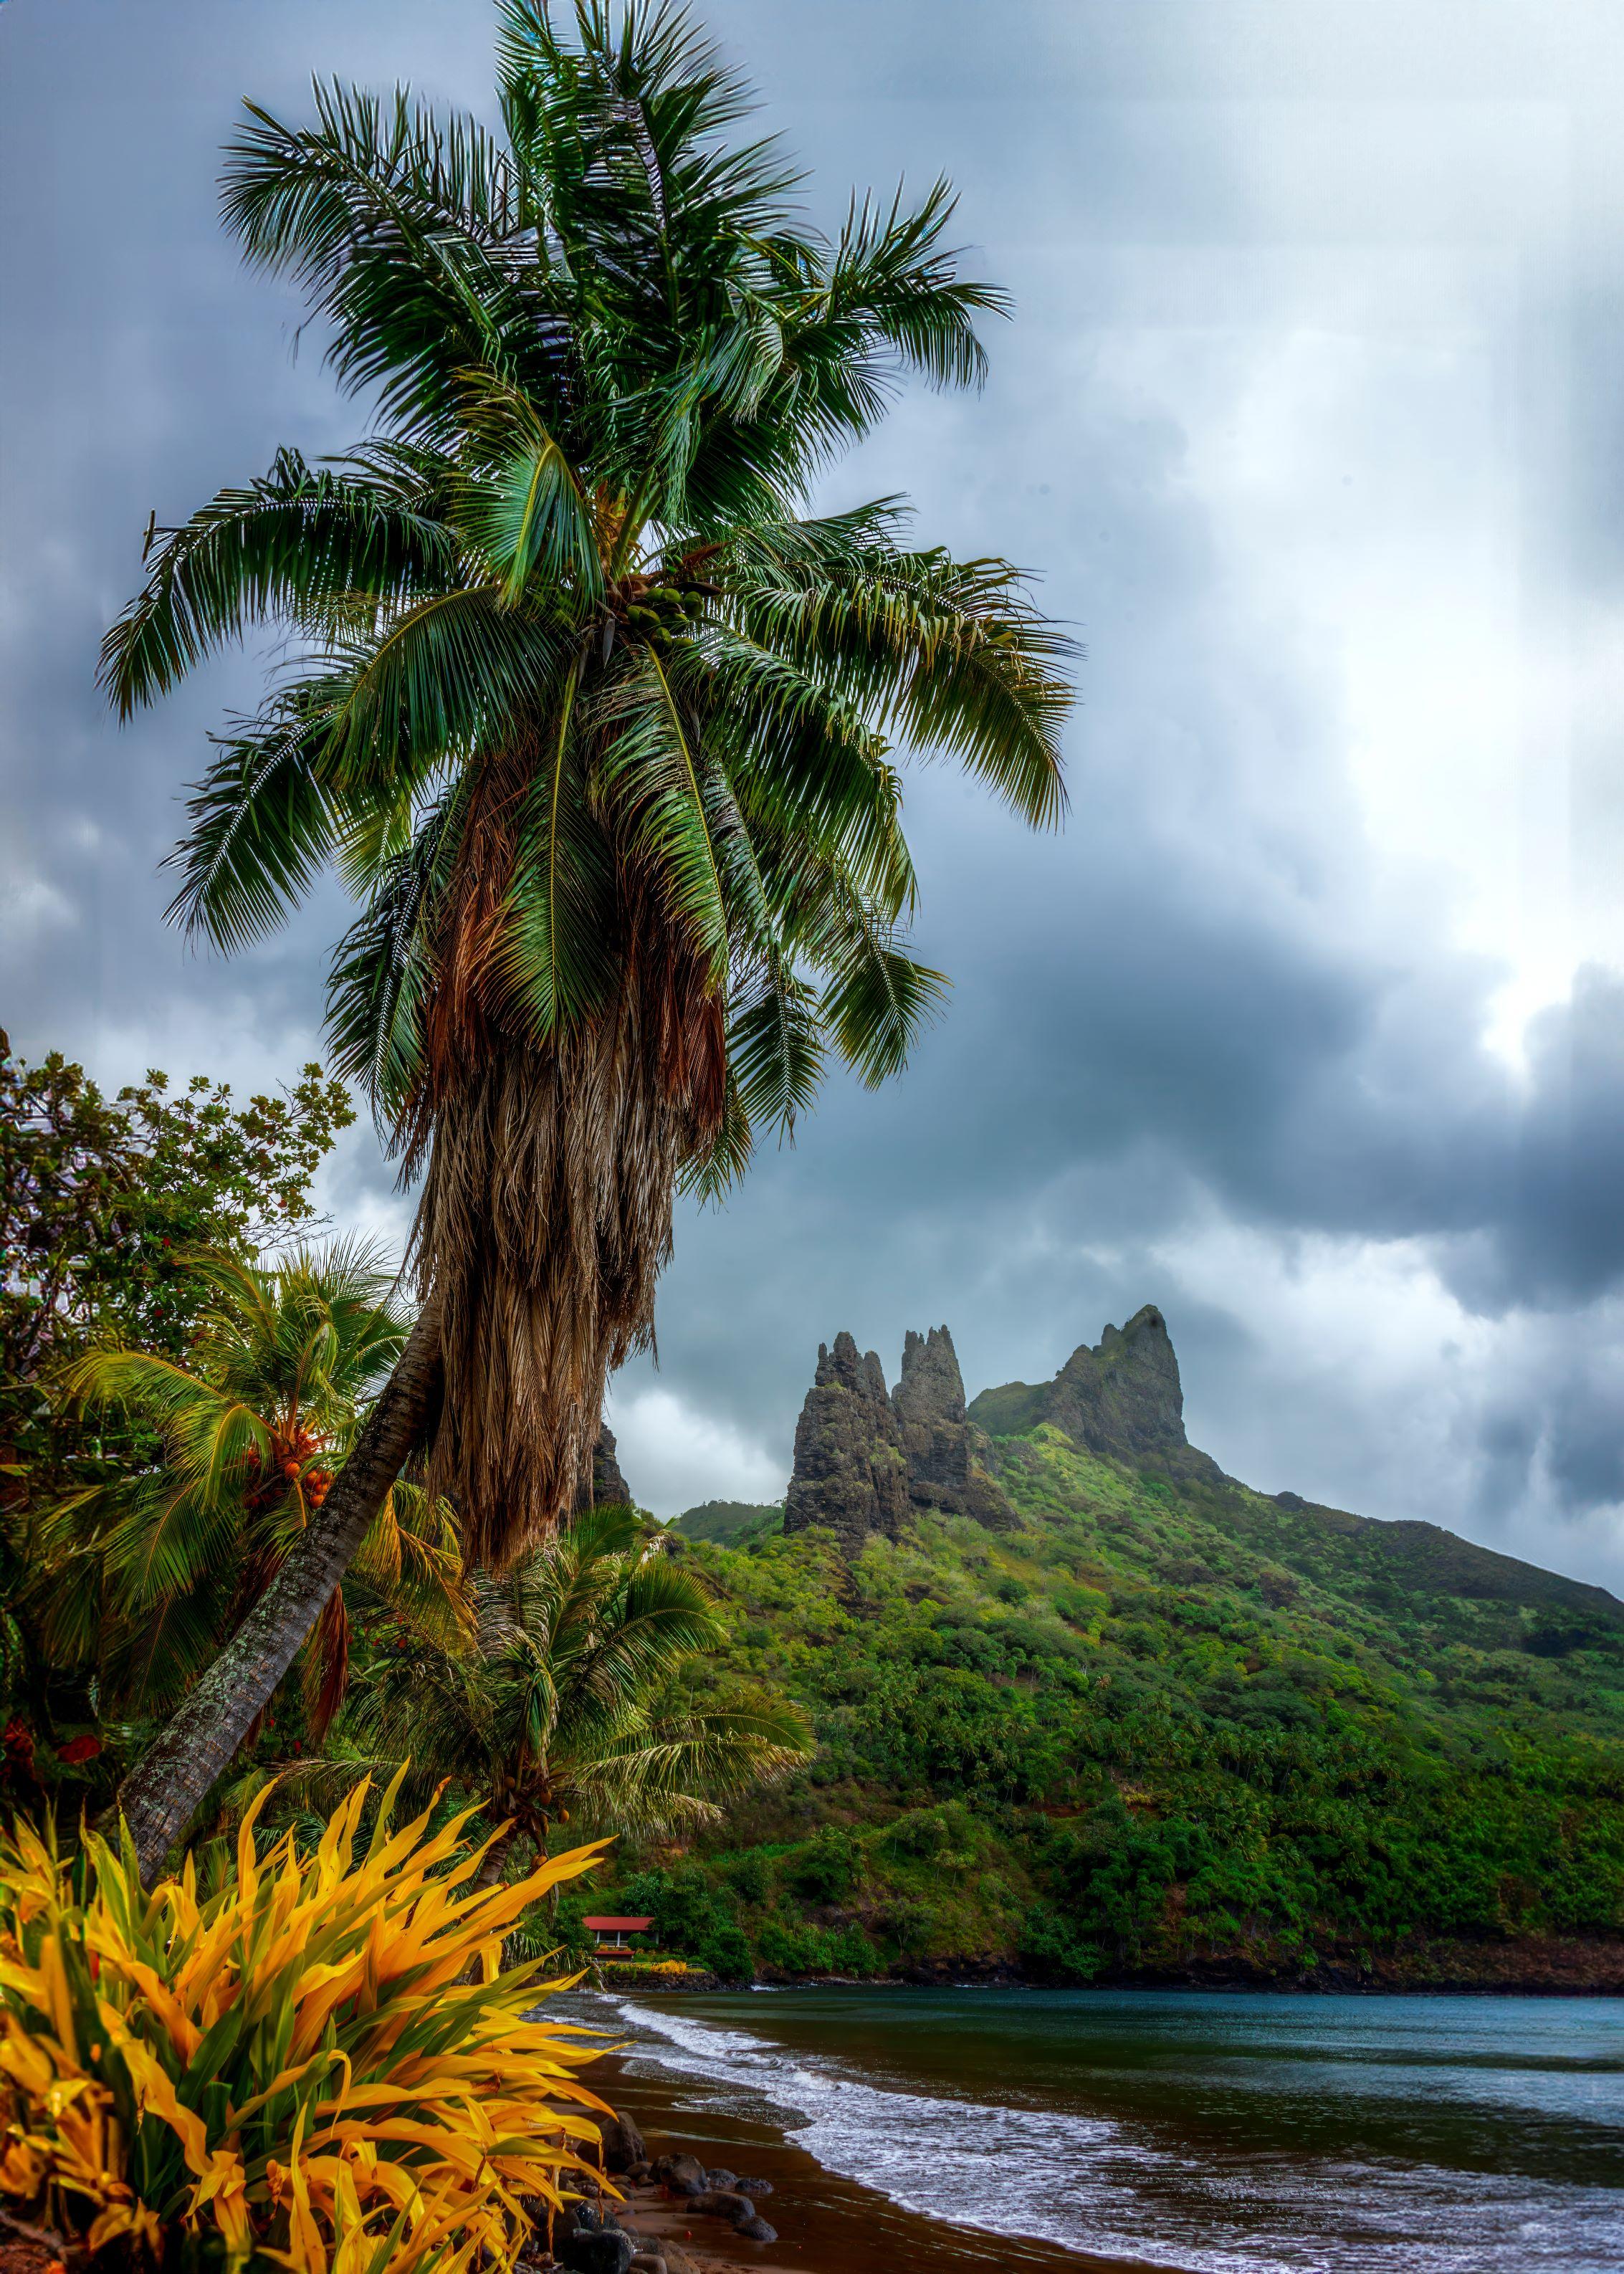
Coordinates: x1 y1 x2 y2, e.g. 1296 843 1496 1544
407 765 727 1566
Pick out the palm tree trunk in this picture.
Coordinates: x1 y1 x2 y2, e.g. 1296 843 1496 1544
116 1294 444 1883
475 1822 516 1892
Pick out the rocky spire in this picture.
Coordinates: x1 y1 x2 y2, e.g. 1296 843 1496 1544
969 1304 1223 1482
783 1332 909 1549
890 1325 1011 1524
893 1325 968 1429
575 1421 633 1511
785 1324 1011 1549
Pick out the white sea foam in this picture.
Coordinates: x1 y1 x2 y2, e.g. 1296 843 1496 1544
606 1994 1624 2274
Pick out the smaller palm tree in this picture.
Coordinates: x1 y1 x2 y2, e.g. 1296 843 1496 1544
343 1501 808 1881
39 1241 465 1731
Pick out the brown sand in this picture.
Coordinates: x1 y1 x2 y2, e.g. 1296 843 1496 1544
584 2050 1152 2274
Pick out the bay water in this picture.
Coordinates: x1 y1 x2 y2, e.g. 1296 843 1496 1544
602 1984 1624 2271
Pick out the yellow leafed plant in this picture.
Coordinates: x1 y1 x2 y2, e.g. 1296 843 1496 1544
0 1773 616 2273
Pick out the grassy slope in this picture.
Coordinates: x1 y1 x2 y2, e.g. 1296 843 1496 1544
598 1430 1624 1986
672 1499 783 1544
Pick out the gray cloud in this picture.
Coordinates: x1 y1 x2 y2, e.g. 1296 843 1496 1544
6 0 1624 1585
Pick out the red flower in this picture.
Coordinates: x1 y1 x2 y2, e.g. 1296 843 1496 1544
57 1734 102 1765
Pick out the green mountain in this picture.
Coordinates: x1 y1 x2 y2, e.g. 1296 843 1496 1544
671 1499 782 1545
599 1311 1624 1989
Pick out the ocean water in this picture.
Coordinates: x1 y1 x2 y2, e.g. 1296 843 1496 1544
604 1984 1624 2272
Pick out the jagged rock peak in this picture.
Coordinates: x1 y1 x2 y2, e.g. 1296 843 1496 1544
893 1324 967 1428
575 1422 632 1511
969 1302 1223 1483
785 1332 909 1550
815 1331 890 1406
788 1322 1012 1550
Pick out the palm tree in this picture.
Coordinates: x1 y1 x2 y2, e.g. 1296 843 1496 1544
102 0 1072 1874
39 1243 466 1736
338 1501 808 1883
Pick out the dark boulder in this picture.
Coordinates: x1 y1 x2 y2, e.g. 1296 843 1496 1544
651 2152 707 2198
689 2189 774 2240
596 2111 646 2174
558 2222 634 2274
690 2189 754 2224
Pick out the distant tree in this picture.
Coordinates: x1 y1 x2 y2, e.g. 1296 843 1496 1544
1 1039 353 1454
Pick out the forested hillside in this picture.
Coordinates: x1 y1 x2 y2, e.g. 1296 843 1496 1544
603 1315 1624 1987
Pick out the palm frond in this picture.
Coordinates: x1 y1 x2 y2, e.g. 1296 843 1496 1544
163 694 344 947
99 448 458 717
221 83 567 437
454 368 605 603
594 648 729 979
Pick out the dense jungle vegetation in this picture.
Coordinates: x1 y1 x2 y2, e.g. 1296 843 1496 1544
6 1039 1622 1990
586 1436 1624 1984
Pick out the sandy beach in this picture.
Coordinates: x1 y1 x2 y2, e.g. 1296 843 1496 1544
582 2050 1145 2274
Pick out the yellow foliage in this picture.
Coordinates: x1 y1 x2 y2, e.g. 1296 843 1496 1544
0 1774 616 2273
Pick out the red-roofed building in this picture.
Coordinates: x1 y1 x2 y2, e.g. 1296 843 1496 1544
583 1915 654 1953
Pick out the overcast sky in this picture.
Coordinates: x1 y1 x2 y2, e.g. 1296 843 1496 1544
8 1 1624 1585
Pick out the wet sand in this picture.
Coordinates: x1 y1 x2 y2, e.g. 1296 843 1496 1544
586 2050 1150 2274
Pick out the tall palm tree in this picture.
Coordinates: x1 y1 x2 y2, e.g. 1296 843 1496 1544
102 0 1072 1873
340 1501 808 1882
39 1243 466 1735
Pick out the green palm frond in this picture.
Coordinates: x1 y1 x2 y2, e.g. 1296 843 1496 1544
107 0 1075 1565
595 648 730 978
40 1243 444 1720
726 535 1072 829
99 448 459 717
823 177 1008 394
342 1501 809 1841
320 586 573 781
454 368 604 605
221 82 555 437
163 696 345 949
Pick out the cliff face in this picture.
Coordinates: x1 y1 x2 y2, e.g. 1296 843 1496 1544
785 1323 1010 1548
783 1331 909 1549
575 1423 633 1511
892 1325 1013 1525
969 1304 1224 1484
785 1306 1222 1552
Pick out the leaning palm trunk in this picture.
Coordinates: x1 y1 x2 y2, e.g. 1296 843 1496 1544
116 1296 443 1880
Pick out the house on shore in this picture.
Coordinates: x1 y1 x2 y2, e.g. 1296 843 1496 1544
583 1914 654 1954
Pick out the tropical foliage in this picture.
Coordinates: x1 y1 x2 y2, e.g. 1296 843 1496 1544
585 1440 1624 1984
0 1776 610 2273
340 1501 808 1869
1 1048 355 1812
99 0 1073 1562
33 1244 464 1732
1 1043 353 1504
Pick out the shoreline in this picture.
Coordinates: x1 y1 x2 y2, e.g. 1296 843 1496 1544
596 1929 1624 2000
580 2048 1144 2274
